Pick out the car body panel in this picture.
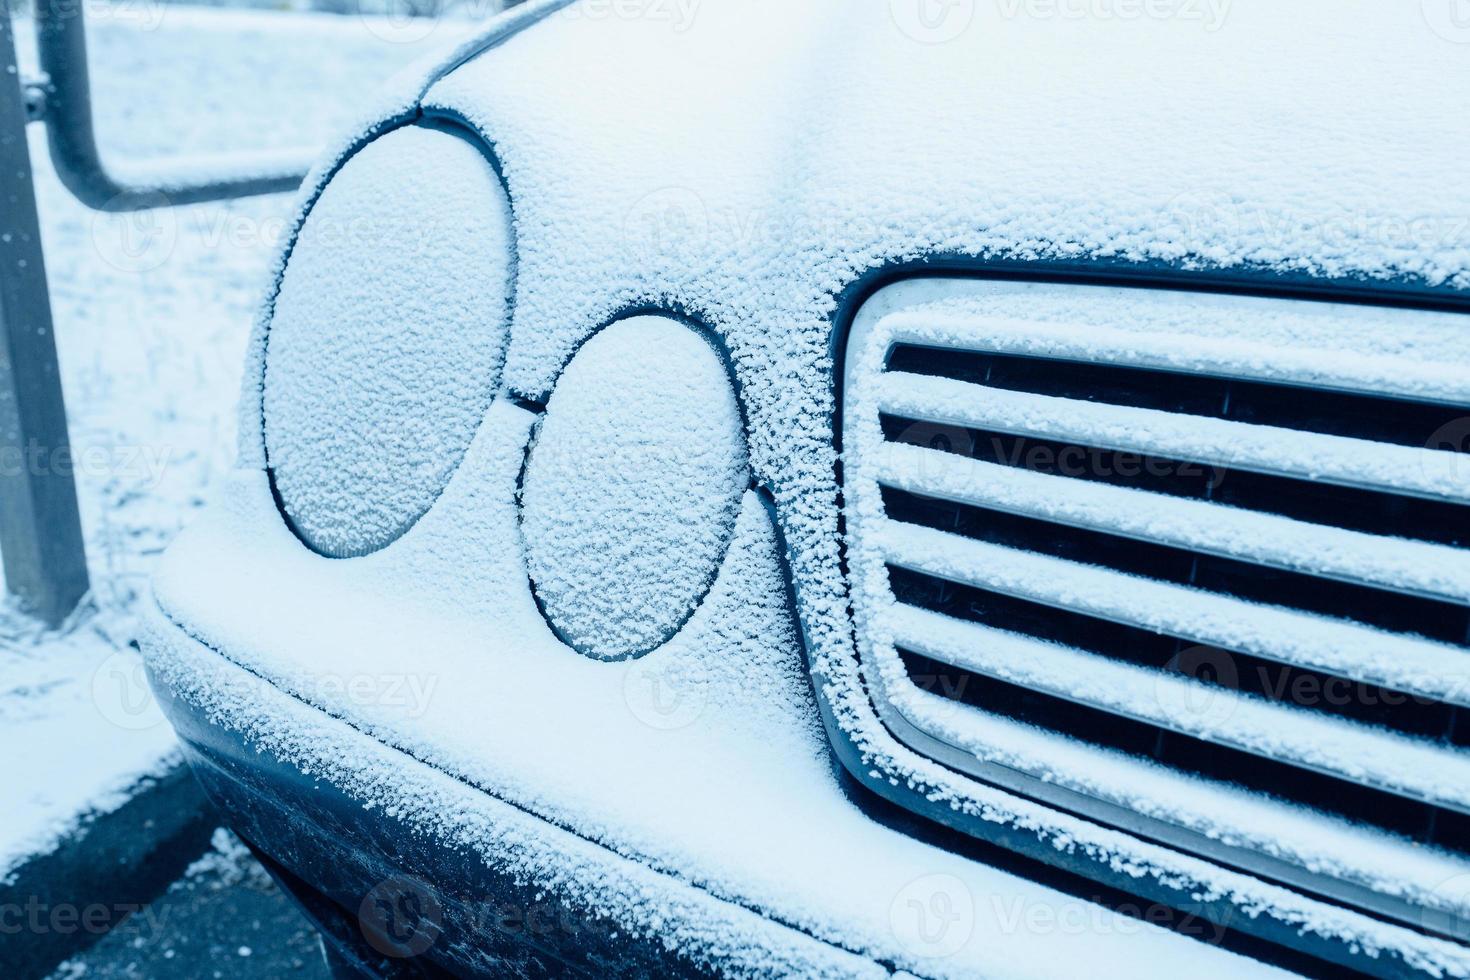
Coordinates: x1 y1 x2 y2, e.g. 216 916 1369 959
148 0 1470 975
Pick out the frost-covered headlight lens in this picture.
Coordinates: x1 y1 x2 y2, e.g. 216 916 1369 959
263 124 515 557
521 316 749 660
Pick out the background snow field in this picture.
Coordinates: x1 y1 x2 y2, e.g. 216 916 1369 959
2 2 467 885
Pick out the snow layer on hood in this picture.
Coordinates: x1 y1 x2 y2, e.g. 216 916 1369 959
423 0 1470 417
403 2 1470 970
264 124 515 557
521 316 749 659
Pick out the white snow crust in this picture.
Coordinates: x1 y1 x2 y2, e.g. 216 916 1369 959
144 606 887 980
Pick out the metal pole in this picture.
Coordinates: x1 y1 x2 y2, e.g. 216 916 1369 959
0 12 88 626
33 0 310 211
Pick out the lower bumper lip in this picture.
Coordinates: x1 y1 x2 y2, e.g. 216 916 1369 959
143 604 889 980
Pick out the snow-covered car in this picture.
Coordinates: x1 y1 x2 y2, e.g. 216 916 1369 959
142 1 1470 976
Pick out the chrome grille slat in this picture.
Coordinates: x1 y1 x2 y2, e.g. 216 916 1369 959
876 370 1470 505
887 602 1470 814
874 517 1470 710
877 315 1470 408
874 440 1470 605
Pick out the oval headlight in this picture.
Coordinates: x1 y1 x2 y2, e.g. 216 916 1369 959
263 124 514 557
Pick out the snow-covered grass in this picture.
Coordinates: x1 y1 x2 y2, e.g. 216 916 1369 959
0 3 473 879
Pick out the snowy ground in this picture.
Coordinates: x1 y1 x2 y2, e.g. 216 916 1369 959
48 829 329 979
2 0 473 887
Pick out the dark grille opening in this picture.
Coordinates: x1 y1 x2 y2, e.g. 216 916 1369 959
879 414 1470 549
885 344 1470 453
886 565 1468 748
880 485 1470 645
896 645 1470 850
850 289 1470 953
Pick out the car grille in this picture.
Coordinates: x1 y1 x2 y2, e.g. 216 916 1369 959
840 279 1470 942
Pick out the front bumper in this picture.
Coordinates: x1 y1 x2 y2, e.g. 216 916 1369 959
139 399 1270 978
145 609 879 978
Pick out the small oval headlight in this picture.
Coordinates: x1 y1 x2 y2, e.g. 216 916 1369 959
521 316 749 660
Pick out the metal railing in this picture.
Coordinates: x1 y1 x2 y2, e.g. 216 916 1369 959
29 0 310 209
1 0 310 625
